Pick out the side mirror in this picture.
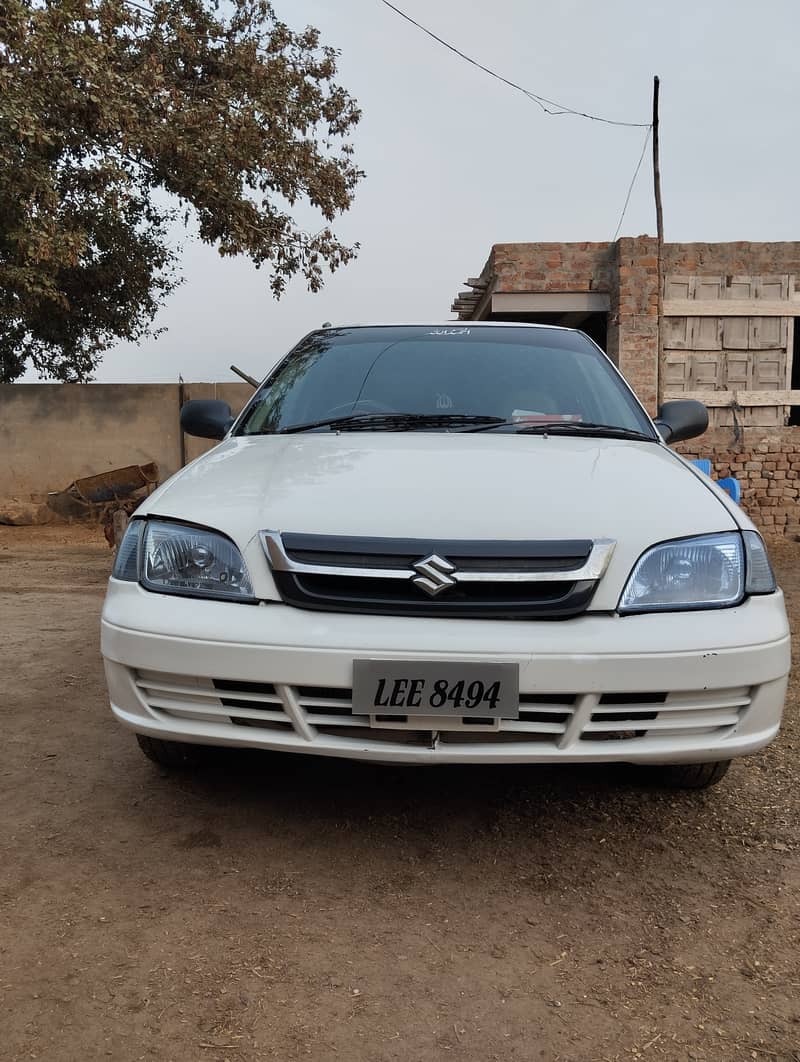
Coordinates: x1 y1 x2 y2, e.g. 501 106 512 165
180 399 234 440
654 399 708 444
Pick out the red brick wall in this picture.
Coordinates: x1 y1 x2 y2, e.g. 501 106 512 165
665 242 800 537
677 429 800 537
469 240 800 533
665 242 800 275
615 237 659 414
487 239 662 411
491 242 615 294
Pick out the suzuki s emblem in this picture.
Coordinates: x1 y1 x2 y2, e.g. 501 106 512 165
411 554 457 596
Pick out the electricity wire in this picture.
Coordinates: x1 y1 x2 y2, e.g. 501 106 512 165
117 0 658 239
378 0 650 128
611 124 653 241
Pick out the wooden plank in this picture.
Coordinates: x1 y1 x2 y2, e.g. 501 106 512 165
662 389 800 407
473 280 495 320
664 299 799 317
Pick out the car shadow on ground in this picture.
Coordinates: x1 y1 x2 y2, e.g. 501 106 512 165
143 745 723 847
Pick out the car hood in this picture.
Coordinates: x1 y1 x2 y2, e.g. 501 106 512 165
139 434 738 609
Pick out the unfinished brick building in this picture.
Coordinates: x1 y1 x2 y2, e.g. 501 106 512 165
450 239 800 536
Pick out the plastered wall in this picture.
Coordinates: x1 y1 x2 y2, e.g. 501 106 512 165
0 382 252 501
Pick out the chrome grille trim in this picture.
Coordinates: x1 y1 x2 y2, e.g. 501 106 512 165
260 531 616 584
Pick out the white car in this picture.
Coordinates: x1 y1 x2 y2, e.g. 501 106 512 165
101 323 791 788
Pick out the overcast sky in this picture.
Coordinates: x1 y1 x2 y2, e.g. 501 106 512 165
38 0 799 383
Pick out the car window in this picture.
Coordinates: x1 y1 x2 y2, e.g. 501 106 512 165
237 326 654 435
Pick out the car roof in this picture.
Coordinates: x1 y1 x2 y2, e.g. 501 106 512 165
321 321 577 333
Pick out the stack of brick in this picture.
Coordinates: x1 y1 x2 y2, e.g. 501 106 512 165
677 429 800 537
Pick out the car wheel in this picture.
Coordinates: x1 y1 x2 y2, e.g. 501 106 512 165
651 759 732 789
136 734 214 768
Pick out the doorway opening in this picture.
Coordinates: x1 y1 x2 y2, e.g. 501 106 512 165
489 310 609 352
789 320 800 425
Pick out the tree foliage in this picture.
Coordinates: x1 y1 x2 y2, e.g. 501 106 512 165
0 0 362 381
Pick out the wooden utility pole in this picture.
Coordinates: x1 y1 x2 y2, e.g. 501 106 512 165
178 373 187 468
652 75 664 409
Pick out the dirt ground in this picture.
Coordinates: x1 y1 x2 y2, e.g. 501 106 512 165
1 525 798 1062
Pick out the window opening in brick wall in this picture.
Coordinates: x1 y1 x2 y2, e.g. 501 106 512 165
790 320 800 426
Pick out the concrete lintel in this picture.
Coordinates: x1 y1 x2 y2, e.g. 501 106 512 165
491 292 610 313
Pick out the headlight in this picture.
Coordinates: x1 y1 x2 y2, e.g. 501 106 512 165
742 530 777 594
112 519 255 602
619 532 744 613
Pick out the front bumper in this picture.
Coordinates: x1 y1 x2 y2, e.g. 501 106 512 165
101 581 791 765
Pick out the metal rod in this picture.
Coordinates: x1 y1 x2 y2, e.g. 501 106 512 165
230 364 259 388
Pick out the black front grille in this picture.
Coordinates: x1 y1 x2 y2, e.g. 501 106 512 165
213 679 276 695
282 534 592 572
268 534 603 620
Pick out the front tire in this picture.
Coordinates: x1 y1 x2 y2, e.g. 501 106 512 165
136 734 213 768
651 759 732 789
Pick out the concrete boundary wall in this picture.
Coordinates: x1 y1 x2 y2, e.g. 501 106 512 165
0 382 252 503
5 381 800 537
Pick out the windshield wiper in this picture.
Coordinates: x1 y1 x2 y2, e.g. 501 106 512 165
464 419 655 441
277 413 506 434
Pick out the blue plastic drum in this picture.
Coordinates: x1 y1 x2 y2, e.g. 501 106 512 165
691 458 713 476
717 477 742 504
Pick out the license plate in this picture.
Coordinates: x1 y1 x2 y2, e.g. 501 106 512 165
352 660 519 718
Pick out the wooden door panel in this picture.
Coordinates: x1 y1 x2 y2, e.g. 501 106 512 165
726 275 757 300
664 315 691 349
693 316 723 349
752 350 787 389
721 317 749 349
749 317 788 349
664 353 689 391
694 276 725 300
664 275 692 301
724 353 750 389
688 352 724 390
756 275 790 301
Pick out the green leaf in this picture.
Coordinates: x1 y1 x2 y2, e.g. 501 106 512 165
0 0 362 381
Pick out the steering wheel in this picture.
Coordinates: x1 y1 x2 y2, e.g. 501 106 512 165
323 399 398 417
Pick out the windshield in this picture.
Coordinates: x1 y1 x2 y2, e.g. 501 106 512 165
236 326 655 437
